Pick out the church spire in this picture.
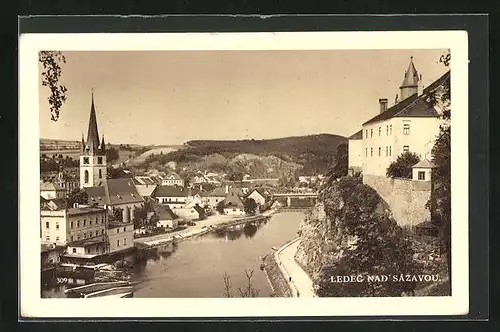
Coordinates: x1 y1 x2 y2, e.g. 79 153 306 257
86 90 101 155
399 57 420 100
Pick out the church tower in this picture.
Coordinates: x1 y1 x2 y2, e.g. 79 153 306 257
399 57 420 101
80 91 107 188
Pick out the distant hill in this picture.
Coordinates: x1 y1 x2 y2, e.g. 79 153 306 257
142 134 347 176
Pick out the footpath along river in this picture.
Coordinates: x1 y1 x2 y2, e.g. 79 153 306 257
131 211 304 298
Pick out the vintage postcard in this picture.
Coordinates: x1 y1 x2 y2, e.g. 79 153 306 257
19 30 469 318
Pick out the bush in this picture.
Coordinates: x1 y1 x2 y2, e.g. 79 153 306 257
386 152 420 179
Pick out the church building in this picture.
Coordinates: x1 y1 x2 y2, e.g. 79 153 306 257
80 92 107 188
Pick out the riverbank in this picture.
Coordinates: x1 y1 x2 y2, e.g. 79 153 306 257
135 210 276 248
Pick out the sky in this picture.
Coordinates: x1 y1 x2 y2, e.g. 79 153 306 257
39 49 448 146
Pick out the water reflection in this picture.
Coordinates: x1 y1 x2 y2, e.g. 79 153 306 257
212 220 265 241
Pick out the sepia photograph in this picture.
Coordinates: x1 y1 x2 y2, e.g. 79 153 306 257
19 31 469 317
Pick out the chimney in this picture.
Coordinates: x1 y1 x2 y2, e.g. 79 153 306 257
379 98 388 113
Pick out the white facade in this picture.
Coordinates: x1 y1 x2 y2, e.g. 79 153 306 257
80 154 107 188
157 218 179 229
223 207 245 216
348 139 363 171
41 207 107 246
246 190 266 206
361 116 441 177
107 222 134 254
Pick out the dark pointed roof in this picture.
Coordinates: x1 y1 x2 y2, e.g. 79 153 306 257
400 57 419 88
363 71 449 126
86 92 101 155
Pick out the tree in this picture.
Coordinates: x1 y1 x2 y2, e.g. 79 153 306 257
66 189 88 207
426 50 451 292
386 152 421 179
228 171 244 181
326 143 348 180
109 207 123 222
216 201 225 215
39 51 67 121
222 269 260 298
107 166 131 179
132 204 149 229
243 198 258 215
106 147 120 164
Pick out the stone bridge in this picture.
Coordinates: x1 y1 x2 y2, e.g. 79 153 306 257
272 192 319 208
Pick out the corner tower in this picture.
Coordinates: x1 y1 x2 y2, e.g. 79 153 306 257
80 91 107 188
399 57 420 101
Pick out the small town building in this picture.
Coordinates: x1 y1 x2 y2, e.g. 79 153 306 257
40 181 67 200
41 203 108 247
151 185 189 209
207 187 227 208
412 159 435 182
246 188 268 206
223 194 246 216
85 178 145 215
134 183 158 199
161 172 185 187
153 204 180 229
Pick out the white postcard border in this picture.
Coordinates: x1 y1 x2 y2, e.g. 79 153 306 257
19 31 469 318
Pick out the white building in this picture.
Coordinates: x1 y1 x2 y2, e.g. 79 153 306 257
41 204 107 249
246 189 267 206
359 58 449 177
347 130 363 176
161 173 185 187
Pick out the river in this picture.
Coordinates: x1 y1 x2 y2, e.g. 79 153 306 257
43 211 305 298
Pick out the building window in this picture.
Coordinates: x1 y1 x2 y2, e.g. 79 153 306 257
70 221 74 228
123 227 126 232
89 219 92 225
55 222 59 230
386 125 389 135
83 219 86 226
99 169 102 179
378 147 381 156
385 146 388 156
378 127 381 136
70 236 74 242
418 171 426 180
389 125 393 135
101 229 105 235
370 148 373 157
365 148 368 157
124 238 127 246
389 146 392 156
45 222 49 229
77 234 81 240
365 129 368 138
77 220 80 227
403 146 410 153
83 157 89 164
98 157 103 164
72 248 76 254
117 240 120 247
370 129 373 137
89 231 93 237
83 233 87 239
56 236 59 241
96 217 98 224
84 170 89 184
403 123 410 135
101 217 104 224
87 248 90 254
117 228 120 234
45 236 50 241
